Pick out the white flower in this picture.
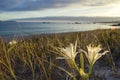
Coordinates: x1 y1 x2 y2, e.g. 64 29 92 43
57 41 78 60
80 44 109 65
9 40 17 45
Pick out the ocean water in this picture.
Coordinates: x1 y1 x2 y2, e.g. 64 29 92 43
0 22 116 38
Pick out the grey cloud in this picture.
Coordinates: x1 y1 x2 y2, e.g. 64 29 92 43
0 0 118 11
0 0 82 11
82 0 116 6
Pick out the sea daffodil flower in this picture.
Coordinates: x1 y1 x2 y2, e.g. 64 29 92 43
57 41 78 61
80 44 109 65
57 41 81 71
9 40 17 45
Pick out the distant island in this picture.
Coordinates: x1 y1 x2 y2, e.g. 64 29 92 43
1 17 120 25
111 23 120 26
13 16 120 23
0 20 16 23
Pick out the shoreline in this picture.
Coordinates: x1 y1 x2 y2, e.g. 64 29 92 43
1 28 120 40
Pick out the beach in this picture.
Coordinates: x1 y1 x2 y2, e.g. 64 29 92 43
0 29 120 80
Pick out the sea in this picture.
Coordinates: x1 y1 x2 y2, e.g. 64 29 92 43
0 21 119 39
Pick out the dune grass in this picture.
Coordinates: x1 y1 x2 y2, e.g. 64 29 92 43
0 29 120 80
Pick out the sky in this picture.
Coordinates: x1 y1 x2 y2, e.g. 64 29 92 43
0 0 120 20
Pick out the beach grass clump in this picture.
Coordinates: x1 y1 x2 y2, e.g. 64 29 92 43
0 29 120 80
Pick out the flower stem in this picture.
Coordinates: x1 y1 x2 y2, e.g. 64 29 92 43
72 59 87 80
87 63 93 80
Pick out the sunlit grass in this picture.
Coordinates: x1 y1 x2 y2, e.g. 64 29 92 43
0 29 120 80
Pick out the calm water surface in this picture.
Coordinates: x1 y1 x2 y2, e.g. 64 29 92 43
0 22 117 38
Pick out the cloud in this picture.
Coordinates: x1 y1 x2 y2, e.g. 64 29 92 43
0 0 82 11
81 0 119 6
0 0 119 11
